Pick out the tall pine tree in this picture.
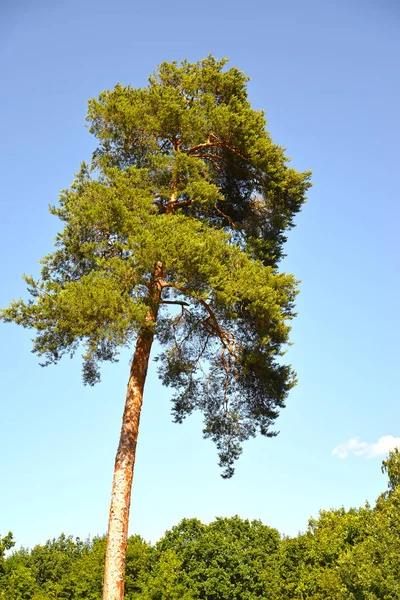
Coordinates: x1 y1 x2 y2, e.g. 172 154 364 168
1 57 311 599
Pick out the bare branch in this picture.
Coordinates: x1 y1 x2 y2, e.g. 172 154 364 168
214 203 237 228
186 141 222 155
160 282 238 359
173 199 193 209
187 135 249 163
160 300 190 307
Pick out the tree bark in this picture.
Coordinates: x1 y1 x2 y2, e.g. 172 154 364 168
102 265 162 600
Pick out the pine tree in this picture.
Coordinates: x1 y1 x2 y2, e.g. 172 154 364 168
1 56 311 599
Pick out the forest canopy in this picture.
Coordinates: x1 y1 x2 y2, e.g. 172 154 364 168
2 450 399 600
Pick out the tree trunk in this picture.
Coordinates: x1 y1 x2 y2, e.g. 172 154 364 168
102 265 162 600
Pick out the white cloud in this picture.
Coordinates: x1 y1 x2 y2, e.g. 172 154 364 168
332 435 400 459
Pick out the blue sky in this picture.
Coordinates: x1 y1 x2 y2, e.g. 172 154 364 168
1 0 399 549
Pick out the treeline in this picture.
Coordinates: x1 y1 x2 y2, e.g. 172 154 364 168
1 450 400 600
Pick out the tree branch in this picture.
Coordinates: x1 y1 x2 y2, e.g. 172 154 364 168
173 199 193 209
160 300 190 307
214 204 237 228
186 141 222 155
187 135 249 163
160 282 238 359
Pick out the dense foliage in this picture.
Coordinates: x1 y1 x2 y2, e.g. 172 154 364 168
2 450 400 599
1 56 311 477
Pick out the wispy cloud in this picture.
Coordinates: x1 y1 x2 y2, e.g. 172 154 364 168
332 435 400 459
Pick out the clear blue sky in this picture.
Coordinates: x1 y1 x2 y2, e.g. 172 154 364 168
1 0 399 549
